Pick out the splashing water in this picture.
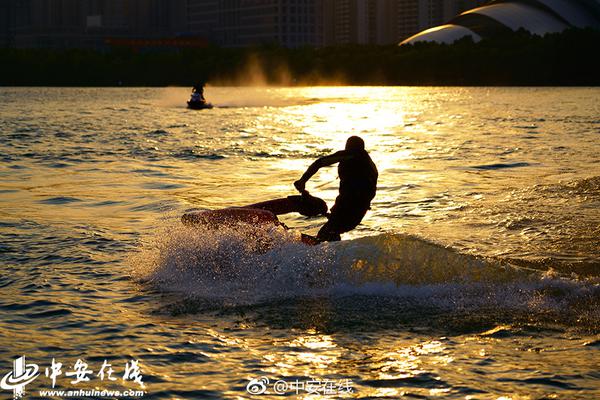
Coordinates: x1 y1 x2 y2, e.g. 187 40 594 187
131 221 600 332
132 223 337 303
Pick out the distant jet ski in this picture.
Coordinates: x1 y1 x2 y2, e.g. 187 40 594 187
187 100 213 110
182 191 327 245
188 84 213 109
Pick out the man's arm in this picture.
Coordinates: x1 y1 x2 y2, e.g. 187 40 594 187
294 151 353 192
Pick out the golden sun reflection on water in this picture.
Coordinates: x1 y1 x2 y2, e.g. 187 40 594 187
1 87 599 399
265 332 340 377
255 332 459 398
297 102 407 140
375 340 452 380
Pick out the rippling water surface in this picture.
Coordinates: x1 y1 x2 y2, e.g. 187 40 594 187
1 87 599 399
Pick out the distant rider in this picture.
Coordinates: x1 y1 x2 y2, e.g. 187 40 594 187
294 136 378 242
191 82 206 103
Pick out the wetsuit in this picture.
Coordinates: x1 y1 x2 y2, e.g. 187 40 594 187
297 149 378 241
192 86 205 102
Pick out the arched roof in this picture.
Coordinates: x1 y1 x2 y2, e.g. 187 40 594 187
463 3 568 35
401 24 482 45
400 0 600 45
507 0 600 28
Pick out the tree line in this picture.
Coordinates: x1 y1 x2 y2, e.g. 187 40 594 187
1 28 598 86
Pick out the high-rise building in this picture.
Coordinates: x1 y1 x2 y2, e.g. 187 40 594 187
4 0 187 49
11 0 82 48
187 0 219 41
186 0 324 48
390 0 418 41
322 0 388 45
0 1 11 47
380 0 488 44
322 0 471 46
1 0 489 49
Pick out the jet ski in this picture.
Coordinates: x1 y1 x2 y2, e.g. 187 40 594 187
187 100 213 110
188 83 212 110
182 191 327 245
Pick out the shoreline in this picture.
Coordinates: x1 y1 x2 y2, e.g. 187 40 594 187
2 28 599 87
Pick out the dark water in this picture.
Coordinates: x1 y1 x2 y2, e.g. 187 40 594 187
0 87 599 399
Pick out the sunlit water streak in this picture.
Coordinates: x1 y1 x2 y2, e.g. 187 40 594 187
0 87 599 399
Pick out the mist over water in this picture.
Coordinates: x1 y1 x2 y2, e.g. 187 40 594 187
1 87 599 399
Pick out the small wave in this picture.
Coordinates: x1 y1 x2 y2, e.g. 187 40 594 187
145 129 169 137
584 339 600 347
562 175 600 196
24 308 73 319
128 201 177 212
471 162 530 170
513 125 539 130
362 372 450 389
173 149 225 160
38 196 82 205
131 168 169 176
142 182 187 190
47 162 72 168
496 376 580 390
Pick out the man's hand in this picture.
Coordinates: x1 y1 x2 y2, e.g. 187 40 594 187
294 179 305 193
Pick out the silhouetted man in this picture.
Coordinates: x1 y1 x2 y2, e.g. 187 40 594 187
294 136 378 242
191 82 205 103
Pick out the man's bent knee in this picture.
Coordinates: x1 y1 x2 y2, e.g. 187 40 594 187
317 225 342 242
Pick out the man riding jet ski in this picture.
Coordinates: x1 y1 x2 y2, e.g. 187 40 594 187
188 82 213 110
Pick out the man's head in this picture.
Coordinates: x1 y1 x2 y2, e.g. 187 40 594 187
345 136 365 151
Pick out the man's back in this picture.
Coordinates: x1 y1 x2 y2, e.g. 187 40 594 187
338 149 378 199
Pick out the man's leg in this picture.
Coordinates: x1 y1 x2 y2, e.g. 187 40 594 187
316 221 342 242
316 196 368 242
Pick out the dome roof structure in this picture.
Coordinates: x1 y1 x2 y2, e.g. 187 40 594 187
400 0 600 45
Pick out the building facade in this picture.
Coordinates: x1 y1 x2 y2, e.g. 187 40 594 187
0 1 11 47
393 0 487 43
186 0 324 48
321 0 486 46
1 0 490 49
3 0 186 49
